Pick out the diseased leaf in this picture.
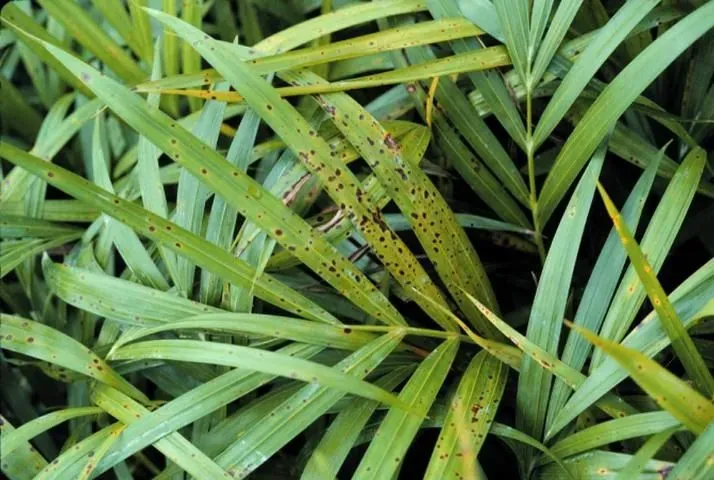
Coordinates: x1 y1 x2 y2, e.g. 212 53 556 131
597 177 714 396
25 28 407 327
548 262 714 439
0 143 339 325
424 350 507 479
567 322 714 435
593 146 708 369
0 314 147 403
109 338 414 412
0 407 102 461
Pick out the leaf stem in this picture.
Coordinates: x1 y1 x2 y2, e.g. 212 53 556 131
526 84 546 263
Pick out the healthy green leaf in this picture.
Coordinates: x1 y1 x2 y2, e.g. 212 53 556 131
353 338 459 479
547 151 661 429
517 140 605 443
538 1 714 224
300 366 413 480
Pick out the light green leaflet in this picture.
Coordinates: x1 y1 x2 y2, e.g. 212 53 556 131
569 323 714 435
93 343 322 477
424 350 507 479
0 143 340 325
200 106 263 308
1 233 81 279
91 114 169 291
0 415 48 480
547 151 660 430
493 0 529 89
213 331 406 478
136 40 179 292
300 366 413 480
547 261 714 439
529 0 554 66
538 1 714 225
0 407 102 461
147 10 461 331
43 257 221 327
353 338 459 479
35 0 145 83
109 338 414 413
0 314 147 403
19 93 73 219
173 81 229 297
592 147 707 369
112 314 378 352
666 423 714 480
529 0 582 93
0 215 80 238
538 411 680 466
597 180 714 396
91 385 232 479
537 450 673 479
24 30 407 328
457 0 503 41
255 0 428 53
517 142 605 444
1 96 103 204
616 426 681 479
383 213 534 236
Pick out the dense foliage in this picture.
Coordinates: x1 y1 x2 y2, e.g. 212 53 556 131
1 0 713 478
